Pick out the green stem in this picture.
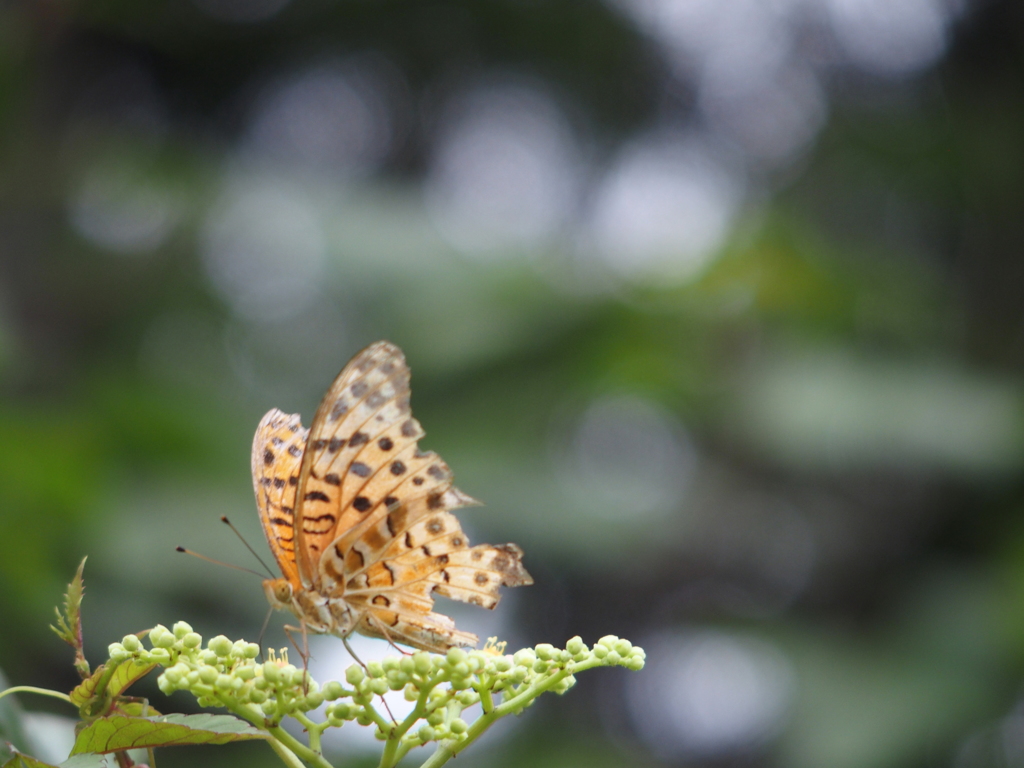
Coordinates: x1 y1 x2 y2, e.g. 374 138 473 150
266 737 308 768
0 686 74 705
293 711 325 755
225 702 333 768
417 665 581 768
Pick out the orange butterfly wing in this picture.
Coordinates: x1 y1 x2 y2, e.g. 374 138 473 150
259 340 532 652
251 408 308 589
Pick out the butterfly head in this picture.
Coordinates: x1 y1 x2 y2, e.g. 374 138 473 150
263 578 295 610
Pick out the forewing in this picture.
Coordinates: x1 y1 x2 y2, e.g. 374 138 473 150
251 408 308 587
293 341 417 586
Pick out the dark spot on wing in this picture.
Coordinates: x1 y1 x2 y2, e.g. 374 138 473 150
413 477 424 486
349 431 369 447
372 595 390 607
383 495 398 508
330 400 348 421
270 436 284 446
390 460 406 476
427 465 446 480
378 437 394 451
475 573 489 585
353 496 372 512
263 449 275 466
311 439 327 450
351 462 371 477
287 445 302 458
328 437 345 452
401 419 417 437
426 517 444 535
427 493 444 509
324 473 341 486
273 478 286 489
305 490 331 502
367 392 385 408
289 475 298 486
351 381 369 397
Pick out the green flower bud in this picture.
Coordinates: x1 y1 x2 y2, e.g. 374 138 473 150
626 656 645 671
108 643 128 662
121 635 141 653
208 635 233 657
387 672 408 691
182 633 202 649
404 684 419 702
413 653 433 676
613 639 632 656
605 651 621 665
456 691 478 706
451 662 470 678
631 647 646 660
322 681 344 700
154 632 176 650
253 676 269 690
236 666 255 681
262 663 282 684
356 711 374 726
375 727 388 741
305 691 324 709
186 670 201 685
345 664 365 685
592 645 608 659
243 643 261 659
566 636 586 655
331 702 354 720
535 644 555 660
553 674 576 694
532 660 548 674
449 718 468 735
149 648 171 664
446 648 468 665
157 676 174 696
510 667 528 683
163 667 184 685
250 689 267 704
426 710 445 726
215 673 233 690
289 667 307 687
200 650 219 666
172 621 193 639
598 635 619 649
494 657 513 673
149 625 170 647
513 650 536 667
366 661 385 678
399 656 415 674
382 657 399 672
261 699 277 715
368 679 389 696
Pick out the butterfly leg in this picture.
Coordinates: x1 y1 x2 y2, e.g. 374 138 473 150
283 621 313 694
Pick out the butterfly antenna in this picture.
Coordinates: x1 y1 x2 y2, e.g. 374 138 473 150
220 516 277 578
175 547 266 579
257 606 274 663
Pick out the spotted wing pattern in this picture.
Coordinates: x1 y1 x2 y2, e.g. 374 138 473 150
250 409 309 588
256 340 532 653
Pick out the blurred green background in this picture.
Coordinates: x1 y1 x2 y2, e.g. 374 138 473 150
2 0 1024 766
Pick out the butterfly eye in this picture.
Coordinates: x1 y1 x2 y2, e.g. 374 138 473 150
274 582 293 603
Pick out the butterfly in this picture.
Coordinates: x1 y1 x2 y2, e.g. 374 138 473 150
251 340 532 653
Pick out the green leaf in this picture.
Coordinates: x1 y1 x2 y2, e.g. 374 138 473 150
50 559 89 679
0 751 62 768
69 659 158 720
102 660 156 701
70 714 268 754
59 755 117 768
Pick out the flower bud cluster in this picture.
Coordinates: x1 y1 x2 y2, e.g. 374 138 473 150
104 624 644 748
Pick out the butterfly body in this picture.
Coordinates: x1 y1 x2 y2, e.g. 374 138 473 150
251 341 532 653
